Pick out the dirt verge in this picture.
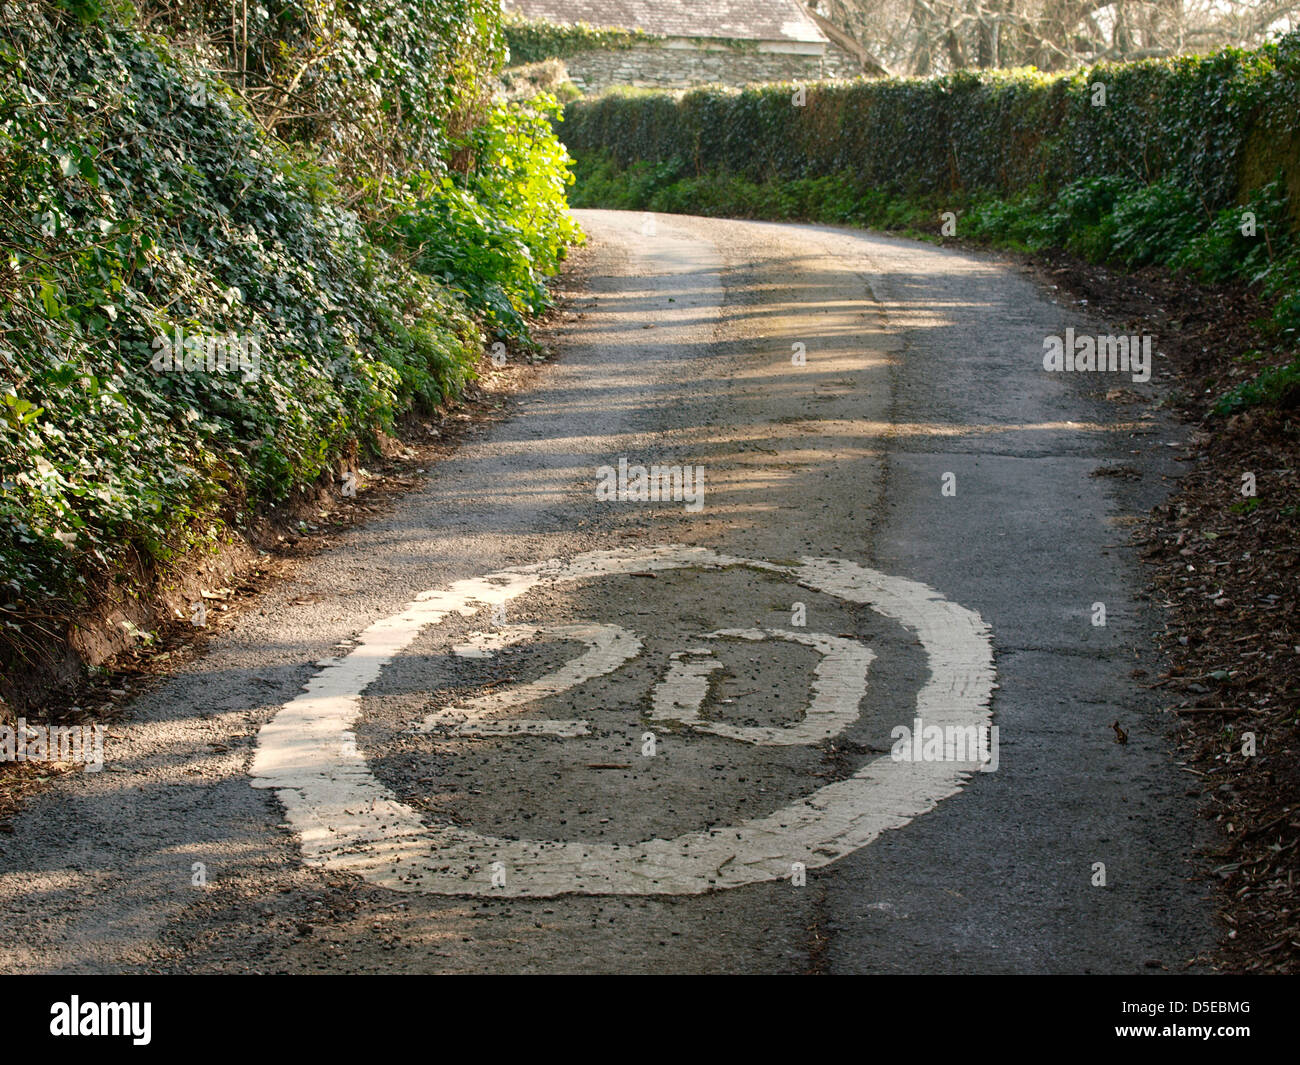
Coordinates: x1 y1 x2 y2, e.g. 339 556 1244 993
1024 249 1299 974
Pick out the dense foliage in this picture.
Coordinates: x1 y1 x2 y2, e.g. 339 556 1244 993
385 94 581 341
134 0 507 201
0 0 577 637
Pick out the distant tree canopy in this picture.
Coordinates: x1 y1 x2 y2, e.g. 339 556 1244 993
811 0 1300 75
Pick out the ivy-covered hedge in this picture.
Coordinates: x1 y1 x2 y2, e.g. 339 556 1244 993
135 0 507 199
565 44 1300 212
0 0 577 665
504 14 657 66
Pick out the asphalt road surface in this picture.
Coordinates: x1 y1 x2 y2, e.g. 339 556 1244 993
0 210 1214 974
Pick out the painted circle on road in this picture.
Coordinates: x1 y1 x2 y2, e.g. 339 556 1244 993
251 546 995 896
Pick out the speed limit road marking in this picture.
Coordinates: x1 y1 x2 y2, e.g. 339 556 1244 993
251 545 995 896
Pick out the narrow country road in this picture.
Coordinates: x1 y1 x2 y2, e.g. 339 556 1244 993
0 210 1213 973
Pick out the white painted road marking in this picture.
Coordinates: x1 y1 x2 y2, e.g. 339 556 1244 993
412 622 641 738
648 629 876 746
251 546 995 896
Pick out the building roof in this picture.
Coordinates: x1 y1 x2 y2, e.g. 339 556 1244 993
502 1 828 45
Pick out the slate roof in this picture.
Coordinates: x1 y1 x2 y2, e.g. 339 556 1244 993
502 1 828 44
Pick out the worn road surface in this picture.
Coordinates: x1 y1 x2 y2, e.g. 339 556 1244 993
0 211 1213 973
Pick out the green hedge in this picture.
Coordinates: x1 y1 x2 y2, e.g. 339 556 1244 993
563 40 1300 216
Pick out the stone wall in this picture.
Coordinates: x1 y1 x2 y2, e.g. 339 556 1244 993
563 40 861 92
